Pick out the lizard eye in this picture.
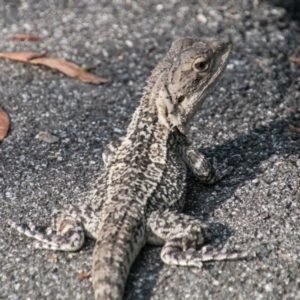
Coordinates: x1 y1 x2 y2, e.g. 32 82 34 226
192 57 209 73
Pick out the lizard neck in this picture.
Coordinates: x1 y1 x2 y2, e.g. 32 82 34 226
126 89 160 135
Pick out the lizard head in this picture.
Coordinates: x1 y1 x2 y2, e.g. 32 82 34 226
155 37 232 134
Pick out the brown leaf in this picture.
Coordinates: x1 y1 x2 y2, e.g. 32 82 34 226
77 272 89 280
289 57 300 65
0 51 108 84
0 51 46 62
30 57 108 84
13 34 41 41
289 124 300 133
255 58 271 74
0 108 10 141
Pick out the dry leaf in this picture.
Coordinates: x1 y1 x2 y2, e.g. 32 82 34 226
78 272 89 280
255 58 271 74
13 34 41 41
289 57 300 65
0 51 46 62
0 51 108 84
289 124 300 133
30 57 108 84
0 108 10 141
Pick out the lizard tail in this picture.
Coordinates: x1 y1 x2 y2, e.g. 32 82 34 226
92 207 145 300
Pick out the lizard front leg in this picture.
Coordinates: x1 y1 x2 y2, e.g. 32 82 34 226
9 157 107 251
181 143 232 184
147 210 246 268
8 204 101 251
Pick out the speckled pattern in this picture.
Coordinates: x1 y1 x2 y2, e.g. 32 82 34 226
1 1 300 300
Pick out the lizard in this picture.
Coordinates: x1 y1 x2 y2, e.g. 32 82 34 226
9 37 246 300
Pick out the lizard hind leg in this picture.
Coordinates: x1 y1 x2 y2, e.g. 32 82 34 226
147 210 246 268
8 211 85 252
160 236 246 268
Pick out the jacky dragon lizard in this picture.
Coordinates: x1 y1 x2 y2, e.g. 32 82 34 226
9 37 246 300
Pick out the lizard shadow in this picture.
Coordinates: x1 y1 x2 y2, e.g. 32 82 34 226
125 115 300 299
263 0 300 21
185 116 299 240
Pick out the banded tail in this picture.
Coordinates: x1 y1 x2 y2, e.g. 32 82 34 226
92 205 146 300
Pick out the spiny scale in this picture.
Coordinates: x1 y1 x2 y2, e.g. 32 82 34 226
9 37 247 300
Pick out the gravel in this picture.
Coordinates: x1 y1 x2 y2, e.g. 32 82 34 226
0 0 300 299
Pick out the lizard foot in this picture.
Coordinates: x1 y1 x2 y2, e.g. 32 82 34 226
8 218 85 251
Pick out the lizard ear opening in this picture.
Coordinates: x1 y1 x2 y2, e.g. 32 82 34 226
155 88 187 133
177 95 185 104
155 87 174 130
